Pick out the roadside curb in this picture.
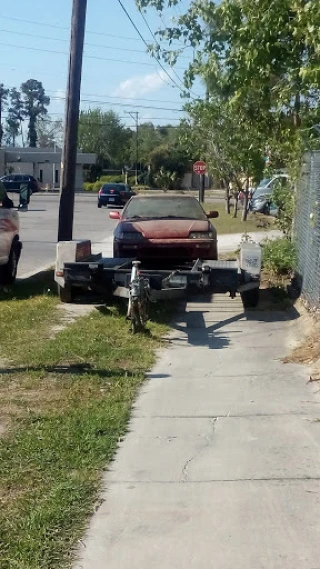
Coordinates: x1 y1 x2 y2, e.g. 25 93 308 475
17 267 54 283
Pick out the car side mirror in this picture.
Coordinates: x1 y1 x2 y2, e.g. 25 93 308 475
109 211 121 220
207 211 219 219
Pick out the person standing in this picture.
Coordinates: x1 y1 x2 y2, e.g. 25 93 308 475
19 182 31 210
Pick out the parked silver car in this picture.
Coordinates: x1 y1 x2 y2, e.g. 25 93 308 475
249 174 289 214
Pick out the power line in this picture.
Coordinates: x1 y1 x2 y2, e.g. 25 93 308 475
138 9 159 44
138 8 187 89
0 27 191 60
0 14 151 43
116 0 188 96
0 41 186 70
60 97 184 112
0 61 187 95
2 111 183 122
1 82 184 106
0 14 191 47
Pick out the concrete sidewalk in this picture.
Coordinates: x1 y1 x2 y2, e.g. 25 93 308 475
74 295 320 569
218 229 281 252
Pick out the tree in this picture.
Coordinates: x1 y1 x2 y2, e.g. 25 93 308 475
78 109 132 168
0 84 9 146
5 88 24 147
20 79 50 147
138 0 320 172
132 122 165 167
153 167 178 191
132 122 190 185
183 98 264 219
36 119 63 148
149 140 189 188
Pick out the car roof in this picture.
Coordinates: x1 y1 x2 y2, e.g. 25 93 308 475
4 173 31 177
129 194 197 200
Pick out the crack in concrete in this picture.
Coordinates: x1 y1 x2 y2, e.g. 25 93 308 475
181 417 218 482
134 412 313 419
109 476 320 484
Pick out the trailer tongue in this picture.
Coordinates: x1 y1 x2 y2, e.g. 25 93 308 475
55 239 262 333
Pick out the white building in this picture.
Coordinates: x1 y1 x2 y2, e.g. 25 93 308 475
0 147 96 190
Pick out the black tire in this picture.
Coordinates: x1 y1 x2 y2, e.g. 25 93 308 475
98 203 102 209
0 243 19 286
241 287 260 308
58 284 75 303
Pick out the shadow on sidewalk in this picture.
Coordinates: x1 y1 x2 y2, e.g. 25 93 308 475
167 293 300 350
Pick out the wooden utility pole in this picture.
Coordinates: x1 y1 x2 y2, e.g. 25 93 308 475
58 0 87 242
128 111 139 186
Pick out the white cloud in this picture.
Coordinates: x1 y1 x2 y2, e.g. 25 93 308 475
112 69 172 99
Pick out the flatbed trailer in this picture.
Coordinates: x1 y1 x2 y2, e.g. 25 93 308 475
55 239 262 332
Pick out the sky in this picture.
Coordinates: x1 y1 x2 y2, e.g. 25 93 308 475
0 0 204 130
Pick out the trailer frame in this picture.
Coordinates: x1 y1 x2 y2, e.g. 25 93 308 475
55 239 262 332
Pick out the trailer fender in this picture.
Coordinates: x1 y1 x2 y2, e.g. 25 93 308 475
55 240 93 287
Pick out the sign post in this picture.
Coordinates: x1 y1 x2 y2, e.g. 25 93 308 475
193 161 207 203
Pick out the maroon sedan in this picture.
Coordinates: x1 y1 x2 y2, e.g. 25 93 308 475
109 195 219 265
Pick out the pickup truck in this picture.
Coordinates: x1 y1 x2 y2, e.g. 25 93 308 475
0 206 22 286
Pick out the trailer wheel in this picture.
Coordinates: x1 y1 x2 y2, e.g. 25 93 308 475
241 287 260 308
130 297 149 334
58 284 75 303
130 299 141 334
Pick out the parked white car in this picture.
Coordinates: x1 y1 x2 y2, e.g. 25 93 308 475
0 194 22 286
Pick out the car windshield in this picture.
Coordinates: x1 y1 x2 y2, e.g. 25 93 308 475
257 178 271 188
123 197 208 220
253 187 272 199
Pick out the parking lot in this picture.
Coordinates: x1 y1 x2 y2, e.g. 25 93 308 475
14 192 117 277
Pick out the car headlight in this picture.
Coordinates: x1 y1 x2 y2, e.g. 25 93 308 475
118 231 144 240
189 232 215 239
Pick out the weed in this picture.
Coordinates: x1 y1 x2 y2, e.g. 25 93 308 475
262 238 296 277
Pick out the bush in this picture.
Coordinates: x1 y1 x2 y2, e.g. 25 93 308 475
83 178 146 192
83 181 102 192
99 175 124 183
262 238 296 276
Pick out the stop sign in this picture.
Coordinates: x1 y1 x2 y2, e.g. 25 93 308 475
193 160 207 175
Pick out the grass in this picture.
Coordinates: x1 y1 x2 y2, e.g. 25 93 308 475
0 273 170 569
203 202 275 234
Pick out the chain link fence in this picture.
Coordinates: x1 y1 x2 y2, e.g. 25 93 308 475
294 151 320 309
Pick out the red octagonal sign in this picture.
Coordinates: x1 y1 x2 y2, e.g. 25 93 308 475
193 160 207 175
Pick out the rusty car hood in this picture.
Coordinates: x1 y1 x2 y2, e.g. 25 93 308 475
121 218 211 239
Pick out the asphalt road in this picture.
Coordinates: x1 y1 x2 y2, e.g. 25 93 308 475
14 193 117 278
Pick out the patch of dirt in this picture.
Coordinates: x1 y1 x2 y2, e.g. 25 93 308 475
49 303 95 337
283 302 320 376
